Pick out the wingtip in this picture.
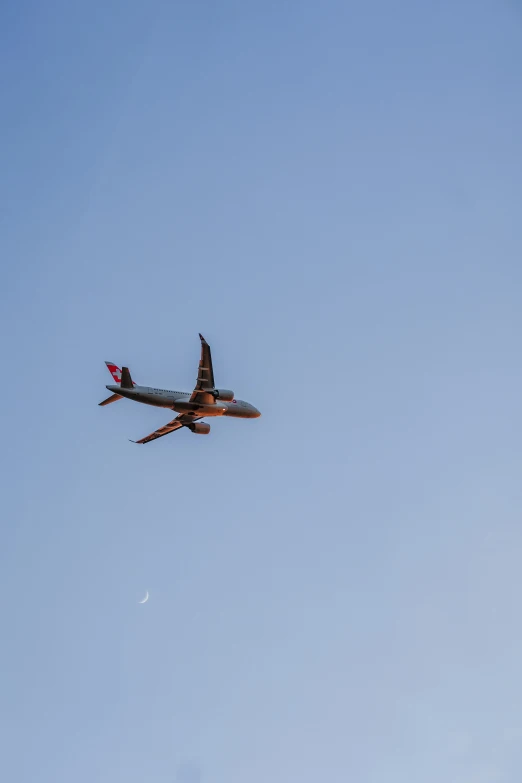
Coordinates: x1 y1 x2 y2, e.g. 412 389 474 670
199 332 206 342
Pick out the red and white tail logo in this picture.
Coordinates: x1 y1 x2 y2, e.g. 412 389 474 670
105 361 136 386
105 362 123 384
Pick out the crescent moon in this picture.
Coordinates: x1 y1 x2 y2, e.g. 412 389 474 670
138 591 149 604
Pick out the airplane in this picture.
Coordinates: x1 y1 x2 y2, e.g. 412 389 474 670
99 333 261 444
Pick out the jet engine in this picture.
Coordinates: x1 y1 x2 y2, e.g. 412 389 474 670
211 389 234 402
191 422 211 435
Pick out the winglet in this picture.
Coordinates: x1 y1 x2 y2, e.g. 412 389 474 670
199 333 207 343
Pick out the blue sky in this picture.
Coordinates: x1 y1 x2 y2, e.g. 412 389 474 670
1 1 522 781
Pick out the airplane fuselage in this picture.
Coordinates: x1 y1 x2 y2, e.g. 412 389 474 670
106 384 261 419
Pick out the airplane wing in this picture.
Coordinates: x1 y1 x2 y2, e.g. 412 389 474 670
189 333 216 405
130 414 201 445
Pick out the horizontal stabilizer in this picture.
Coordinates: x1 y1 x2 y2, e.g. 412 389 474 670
120 367 134 389
98 393 123 406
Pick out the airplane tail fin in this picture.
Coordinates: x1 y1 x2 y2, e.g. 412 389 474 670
100 361 135 406
105 361 136 387
105 362 123 384
99 393 123 406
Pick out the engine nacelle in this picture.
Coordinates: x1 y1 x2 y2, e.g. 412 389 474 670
191 422 211 435
212 389 234 402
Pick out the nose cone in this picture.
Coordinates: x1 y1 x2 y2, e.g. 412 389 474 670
251 406 261 418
